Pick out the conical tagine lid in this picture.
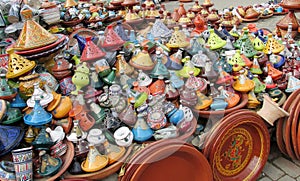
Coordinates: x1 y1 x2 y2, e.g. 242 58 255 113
276 10 300 30
14 9 58 51
263 34 284 54
65 0 78 8
81 37 106 62
6 49 36 79
166 27 190 48
102 25 125 51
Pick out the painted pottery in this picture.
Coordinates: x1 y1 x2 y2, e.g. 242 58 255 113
26 82 54 107
38 151 62 177
19 73 43 98
132 114 153 142
72 62 90 95
12 147 33 181
114 126 134 147
0 160 16 181
24 100 53 126
81 144 109 172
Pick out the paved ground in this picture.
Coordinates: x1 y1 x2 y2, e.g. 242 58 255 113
101 1 300 180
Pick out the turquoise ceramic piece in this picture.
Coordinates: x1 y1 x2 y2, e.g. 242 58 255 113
0 161 16 181
2 107 22 124
0 74 15 99
0 125 24 156
103 68 116 85
213 55 232 73
210 96 228 110
11 88 26 108
168 107 184 125
32 128 54 150
169 71 184 89
129 30 139 44
24 100 53 126
149 52 170 79
132 114 153 142
38 152 62 177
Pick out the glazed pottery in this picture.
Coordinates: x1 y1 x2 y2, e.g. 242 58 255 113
286 75 300 93
24 100 53 126
52 118 72 134
179 86 198 107
14 9 58 51
191 50 208 68
2 107 22 125
0 125 25 156
150 17 172 38
114 126 134 147
130 46 155 71
257 94 289 126
263 34 284 54
103 68 116 85
0 74 16 101
114 21 129 41
119 100 137 126
72 62 90 95
164 80 179 101
50 140 68 157
253 75 266 93
132 114 153 142
81 144 109 172
149 76 166 96
102 25 125 51
206 29 226 50
6 49 36 79
250 56 263 74
46 126 65 143
26 82 54 107
52 96 72 119
185 71 207 93
167 27 190 48
240 30 257 58
19 74 43 98
94 59 111 78
232 70 255 92
150 52 170 79
38 151 62 177
0 160 16 181
12 147 33 181
87 129 106 145
147 109 167 130
32 127 54 150
81 37 106 62
67 120 87 143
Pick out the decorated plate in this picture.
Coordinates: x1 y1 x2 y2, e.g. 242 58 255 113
131 144 213 181
208 112 270 181
23 36 69 60
15 34 66 56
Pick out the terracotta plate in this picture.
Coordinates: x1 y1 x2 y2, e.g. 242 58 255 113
276 89 300 155
15 34 66 56
260 13 274 19
131 144 213 181
284 94 300 160
297 117 300 156
208 113 270 181
292 96 300 159
241 17 260 22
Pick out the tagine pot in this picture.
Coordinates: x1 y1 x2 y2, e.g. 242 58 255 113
19 74 44 98
12 147 33 181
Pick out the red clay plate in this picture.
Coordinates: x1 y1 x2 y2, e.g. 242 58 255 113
284 95 298 160
131 144 213 181
292 96 300 159
276 88 300 155
209 114 270 181
15 34 66 56
297 117 300 156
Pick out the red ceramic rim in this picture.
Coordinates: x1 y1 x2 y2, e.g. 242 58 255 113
276 88 300 155
291 95 300 159
15 34 66 55
208 113 270 181
285 94 300 160
131 144 213 181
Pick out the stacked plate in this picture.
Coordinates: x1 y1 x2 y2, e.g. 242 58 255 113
203 110 270 181
15 34 68 61
276 88 300 160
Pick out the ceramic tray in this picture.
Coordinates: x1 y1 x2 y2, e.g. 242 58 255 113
63 146 133 180
119 139 213 181
131 144 212 181
35 141 74 181
15 34 66 56
206 111 270 181
194 93 248 119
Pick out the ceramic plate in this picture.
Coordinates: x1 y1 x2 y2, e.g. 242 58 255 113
131 144 213 181
202 109 248 158
284 96 298 160
276 88 300 155
208 113 270 181
291 96 300 159
297 117 300 156
260 13 274 19
15 34 66 56
23 36 69 60
241 17 260 22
